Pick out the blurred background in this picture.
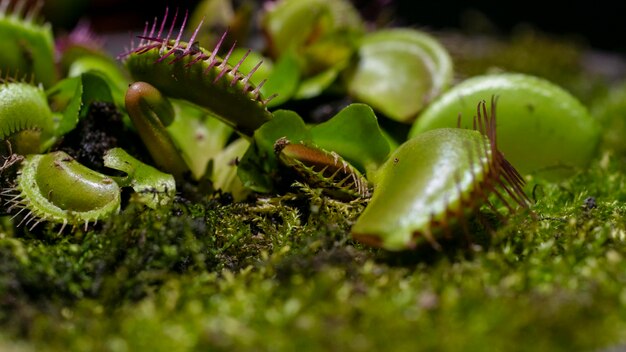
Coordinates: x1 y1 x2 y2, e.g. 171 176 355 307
395 0 626 53
38 0 626 53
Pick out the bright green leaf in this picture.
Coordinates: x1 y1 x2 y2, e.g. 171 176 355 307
46 76 83 136
80 71 114 118
238 110 310 193
310 103 389 175
103 147 176 209
294 68 339 100
262 52 301 107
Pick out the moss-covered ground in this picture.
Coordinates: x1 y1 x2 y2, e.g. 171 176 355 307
2 31 626 352
0 153 625 351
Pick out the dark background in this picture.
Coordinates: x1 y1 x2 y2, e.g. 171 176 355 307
395 0 626 52
42 0 626 53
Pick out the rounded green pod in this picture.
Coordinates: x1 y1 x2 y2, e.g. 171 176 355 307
4 151 121 231
352 99 528 250
346 28 453 123
409 73 600 180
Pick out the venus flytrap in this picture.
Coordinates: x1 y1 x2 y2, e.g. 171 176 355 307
0 79 55 154
1 6 623 346
120 8 274 138
352 98 530 250
0 78 115 233
237 104 388 197
261 0 364 98
2 151 121 233
274 137 370 200
409 73 601 180
0 0 57 87
346 28 453 123
0 3 580 252
260 0 454 115
0 77 173 231
116 9 533 250
262 0 364 60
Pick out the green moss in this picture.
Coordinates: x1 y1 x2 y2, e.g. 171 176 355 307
0 154 625 351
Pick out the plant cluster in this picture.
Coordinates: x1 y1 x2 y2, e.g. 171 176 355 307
0 0 601 250
0 0 625 349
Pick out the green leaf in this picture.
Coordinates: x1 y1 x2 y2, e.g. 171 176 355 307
310 104 389 176
80 71 114 117
46 76 83 136
262 0 364 57
212 138 251 201
103 147 176 209
67 55 129 106
294 68 339 100
255 110 311 162
262 52 301 107
237 110 310 193
167 99 233 180
47 71 119 136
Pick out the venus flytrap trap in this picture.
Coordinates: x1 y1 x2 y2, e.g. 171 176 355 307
120 7 274 138
261 0 364 99
346 28 453 123
3 151 121 233
0 141 176 232
0 0 56 87
262 0 364 60
274 137 370 200
260 0 454 116
0 78 168 230
352 98 531 250
0 79 56 154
